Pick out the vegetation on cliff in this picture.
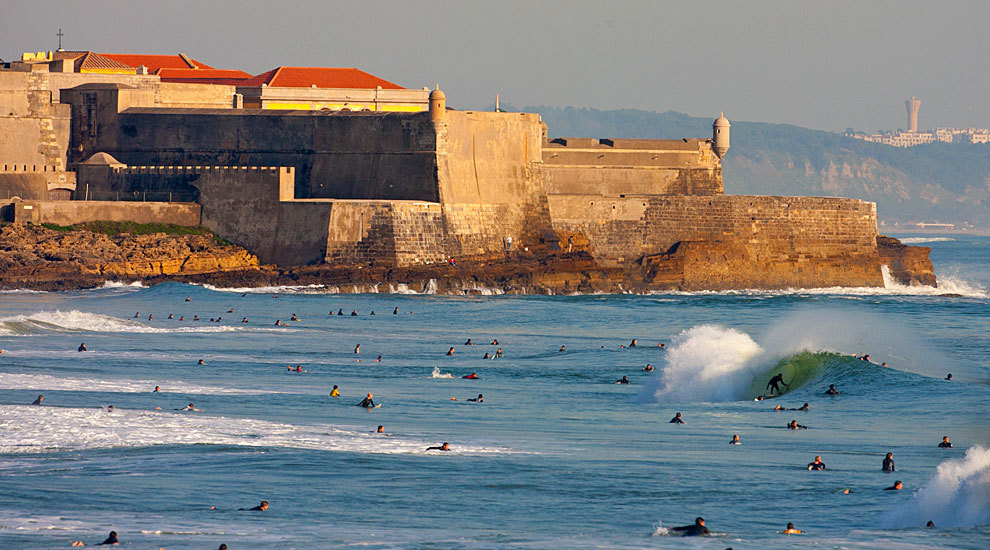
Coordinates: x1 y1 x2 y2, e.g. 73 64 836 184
527 106 990 228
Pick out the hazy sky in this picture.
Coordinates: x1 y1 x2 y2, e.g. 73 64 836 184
3 0 987 132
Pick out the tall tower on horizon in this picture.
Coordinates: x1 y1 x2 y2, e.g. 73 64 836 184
906 96 921 132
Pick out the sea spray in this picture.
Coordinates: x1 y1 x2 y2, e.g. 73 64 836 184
430 366 453 379
636 324 764 403
880 446 990 528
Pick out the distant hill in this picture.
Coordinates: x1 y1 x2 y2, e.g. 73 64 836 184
524 106 990 228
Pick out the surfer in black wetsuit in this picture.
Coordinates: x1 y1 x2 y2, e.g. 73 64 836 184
730 434 741 445
793 403 809 411
426 442 450 451
468 394 484 402
670 517 710 536
78 342 87 352
882 452 895 472
32 394 43 405
97 530 119 545
938 436 952 448
616 376 630 384
358 393 376 408
670 412 685 424
884 480 903 491
807 455 826 470
240 500 268 511
825 384 840 395
766 373 789 396
787 420 807 430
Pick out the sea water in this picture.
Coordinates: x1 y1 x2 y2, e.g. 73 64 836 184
0 235 987 549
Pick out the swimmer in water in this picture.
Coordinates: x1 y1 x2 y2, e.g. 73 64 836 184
766 373 789 396
228 309 234 313
275 320 282 326
883 452 895 472
462 373 479 379
938 436 952 448
134 312 140 318
787 420 807 430
179 316 184 321
185 297 191 302
168 313 174 319
446 347 455 356
106 405 115 412
148 313 153 321
794 403 809 411
294 365 302 372
241 500 268 511
468 394 484 402
807 456 826 470
945 373 952 380
32 394 43 405
242 317 248 323
926 520 935 527
291 314 299 321
642 364 654 372
376 355 382 362
393 307 399 315
426 442 450 451
885 480 903 491
559 345 566 352
338 308 344 316
376 425 384 433
670 517 710 536
616 375 630 384
354 344 360 354
773 405 786 411
669 412 685 424
495 348 503 358
153 385 160 393
465 338 473 345
730 434 740 445
330 385 340 397
491 339 499 345
180 403 203 412
78 342 87 352
358 393 376 408
97 530 119 545
782 522 803 534
351 310 358 316
658 342 665 349
825 384 840 395
198 359 205 365
629 339 637 347
194 315 199 321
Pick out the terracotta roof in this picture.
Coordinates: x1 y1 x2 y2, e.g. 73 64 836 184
155 68 252 85
99 53 215 71
238 67 404 89
75 52 135 72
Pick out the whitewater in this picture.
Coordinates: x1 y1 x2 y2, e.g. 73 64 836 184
0 234 987 549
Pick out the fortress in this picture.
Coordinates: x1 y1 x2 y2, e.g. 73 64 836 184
0 50 934 290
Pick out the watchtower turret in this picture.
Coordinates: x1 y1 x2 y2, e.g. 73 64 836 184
429 86 446 124
712 112 730 159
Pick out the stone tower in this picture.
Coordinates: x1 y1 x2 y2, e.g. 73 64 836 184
712 112 730 159
429 86 446 124
906 96 921 132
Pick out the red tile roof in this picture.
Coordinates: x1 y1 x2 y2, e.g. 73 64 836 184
99 53 215 71
238 67 404 89
155 68 252 85
75 52 135 71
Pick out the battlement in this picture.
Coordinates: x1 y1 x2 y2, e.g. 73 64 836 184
1 164 64 173
112 165 293 176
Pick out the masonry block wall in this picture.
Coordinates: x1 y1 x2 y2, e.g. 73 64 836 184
547 194 883 289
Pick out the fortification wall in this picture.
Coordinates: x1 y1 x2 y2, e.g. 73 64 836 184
547 194 883 289
0 71 71 169
6 198 200 226
542 138 722 196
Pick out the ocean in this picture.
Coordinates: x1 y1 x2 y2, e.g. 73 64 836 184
1 235 987 549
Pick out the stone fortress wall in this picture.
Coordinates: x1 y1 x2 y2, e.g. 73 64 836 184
0 70 935 290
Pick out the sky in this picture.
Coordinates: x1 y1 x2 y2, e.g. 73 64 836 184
2 0 987 133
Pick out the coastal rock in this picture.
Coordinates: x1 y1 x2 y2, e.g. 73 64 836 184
876 236 937 287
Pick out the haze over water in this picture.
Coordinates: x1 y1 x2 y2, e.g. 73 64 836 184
1 235 987 548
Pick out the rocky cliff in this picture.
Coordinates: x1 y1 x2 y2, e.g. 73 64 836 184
0 223 938 294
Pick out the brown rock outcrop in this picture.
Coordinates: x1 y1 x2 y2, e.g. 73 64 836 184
876 236 937 287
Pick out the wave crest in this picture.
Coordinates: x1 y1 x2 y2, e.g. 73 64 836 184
880 446 990 528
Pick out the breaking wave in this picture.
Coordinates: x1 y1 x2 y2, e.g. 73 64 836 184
198 283 326 294
0 404 516 456
880 446 990 529
0 310 260 336
0 372 286 396
898 237 955 244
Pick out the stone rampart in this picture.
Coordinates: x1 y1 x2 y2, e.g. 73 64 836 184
547 194 883 289
5 198 200 226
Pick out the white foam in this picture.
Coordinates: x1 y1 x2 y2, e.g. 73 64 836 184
430 366 453 379
0 404 515 456
0 372 285 396
198 283 326 294
898 237 956 244
0 310 267 336
880 446 990 528
636 324 765 403
99 280 148 289
642 266 987 299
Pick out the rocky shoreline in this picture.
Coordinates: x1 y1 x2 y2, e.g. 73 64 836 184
1 223 937 294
